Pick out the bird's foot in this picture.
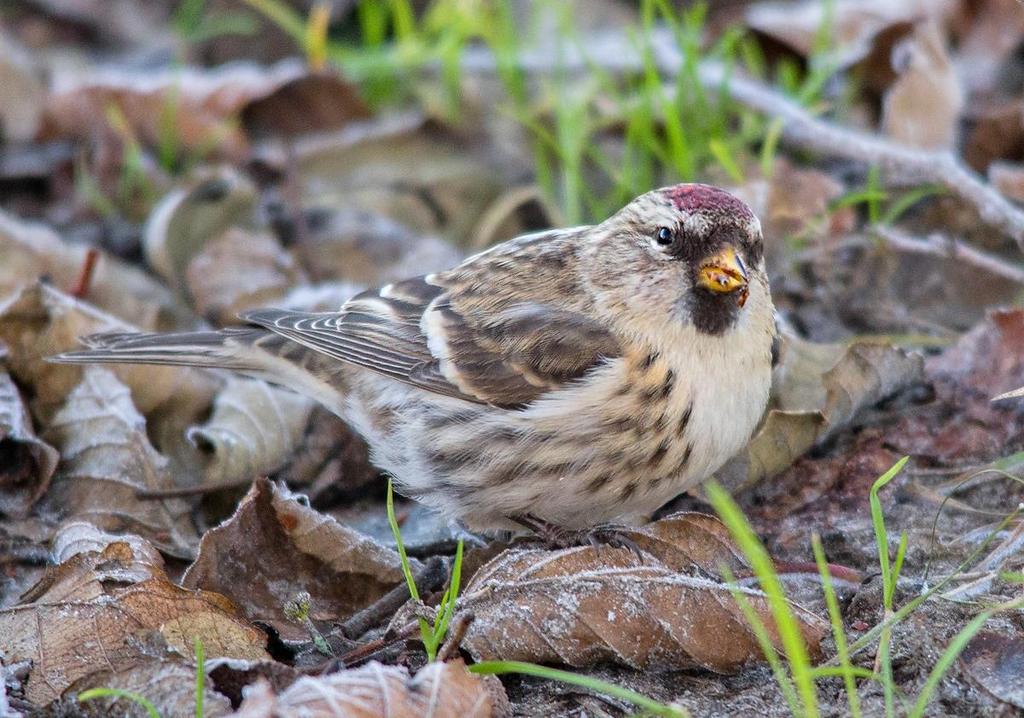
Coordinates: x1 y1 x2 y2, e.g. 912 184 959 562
512 514 644 558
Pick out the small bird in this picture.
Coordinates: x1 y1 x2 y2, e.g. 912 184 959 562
56 184 775 538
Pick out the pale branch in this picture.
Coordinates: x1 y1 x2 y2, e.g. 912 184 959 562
871 226 1024 285
459 28 1024 249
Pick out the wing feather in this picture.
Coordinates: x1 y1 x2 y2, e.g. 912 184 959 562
243 239 622 408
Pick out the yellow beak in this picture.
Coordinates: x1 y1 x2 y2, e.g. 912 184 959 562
697 246 749 306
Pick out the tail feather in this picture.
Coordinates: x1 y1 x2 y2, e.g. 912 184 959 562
52 328 266 371
50 327 350 417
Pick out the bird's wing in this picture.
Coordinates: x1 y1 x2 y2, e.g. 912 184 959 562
243 274 621 409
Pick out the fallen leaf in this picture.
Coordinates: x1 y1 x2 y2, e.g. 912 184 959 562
0 210 193 330
182 478 417 642
229 660 509 718
186 228 305 323
142 167 259 289
0 538 269 706
0 31 46 143
49 519 164 569
719 334 924 491
40 368 199 558
961 630 1024 709
460 514 826 672
745 0 953 68
0 371 58 517
881 21 963 150
71 657 233 718
928 309 1024 397
293 209 462 286
258 115 514 249
187 376 315 487
241 71 371 139
0 281 217 425
952 0 1024 97
39 59 363 164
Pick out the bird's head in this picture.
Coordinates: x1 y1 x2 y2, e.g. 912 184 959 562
582 183 769 337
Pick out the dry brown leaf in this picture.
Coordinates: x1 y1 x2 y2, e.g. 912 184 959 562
745 0 954 68
187 376 314 487
185 228 305 323
143 167 259 289
50 520 165 569
0 281 217 425
461 513 825 673
229 660 508 718
881 21 963 150
961 631 1024 709
0 538 269 706
182 478 417 642
240 71 371 139
0 371 58 517
294 209 462 286
0 210 193 330
719 335 923 491
952 0 1024 96
40 368 199 558
71 657 233 718
259 115 512 249
0 31 46 143
39 60 366 163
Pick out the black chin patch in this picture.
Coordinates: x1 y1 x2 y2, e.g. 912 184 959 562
689 287 742 336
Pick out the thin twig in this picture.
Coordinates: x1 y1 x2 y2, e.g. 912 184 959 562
458 29 1024 248
70 247 100 299
436 612 475 663
872 226 1024 284
338 556 447 639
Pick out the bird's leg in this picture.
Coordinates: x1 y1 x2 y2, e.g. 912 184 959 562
512 514 644 558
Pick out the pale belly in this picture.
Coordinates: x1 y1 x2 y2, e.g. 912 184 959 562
342 339 772 531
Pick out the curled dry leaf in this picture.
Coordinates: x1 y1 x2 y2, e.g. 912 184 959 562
229 660 508 718
745 0 954 68
0 281 217 424
143 167 259 289
39 60 366 164
187 376 314 487
718 334 923 491
50 519 164 569
71 656 233 718
0 210 192 330
40 368 199 558
0 538 269 706
294 209 462 286
260 115 511 248
185 228 305 324
881 21 964 150
0 371 58 517
460 513 826 673
182 478 418 643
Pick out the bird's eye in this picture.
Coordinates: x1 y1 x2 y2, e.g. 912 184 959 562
655 227 673 246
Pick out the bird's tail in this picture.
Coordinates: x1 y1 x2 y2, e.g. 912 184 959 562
52 327 348 413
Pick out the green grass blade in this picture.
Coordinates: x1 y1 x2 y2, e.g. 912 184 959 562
907 611 992 718
469 661 687 717
79 688 162 718
812 535 862 718
707 482 819 718
194 637 204 718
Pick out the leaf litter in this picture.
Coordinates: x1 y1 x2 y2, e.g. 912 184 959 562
3 1 1024 716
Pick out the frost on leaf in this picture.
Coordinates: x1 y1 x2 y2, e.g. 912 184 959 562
182 478 418 642
460 513 827 673
40 367 199 558
0 370 58 517
229 660 508 718
0 535 268 706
